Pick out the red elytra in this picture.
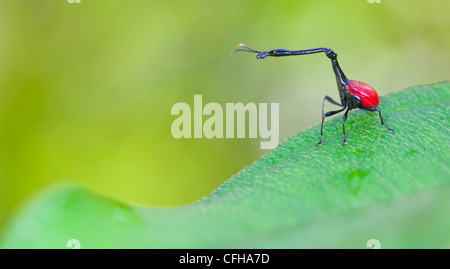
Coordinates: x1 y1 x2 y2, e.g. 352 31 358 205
346 80 379 108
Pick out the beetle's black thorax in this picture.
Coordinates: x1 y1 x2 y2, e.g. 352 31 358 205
345 93 362 110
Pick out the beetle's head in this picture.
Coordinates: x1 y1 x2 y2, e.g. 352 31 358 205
232 44 272 59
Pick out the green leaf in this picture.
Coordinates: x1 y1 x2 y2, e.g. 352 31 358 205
1 81 449 248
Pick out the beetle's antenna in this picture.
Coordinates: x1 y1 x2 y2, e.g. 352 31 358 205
231 43 260 55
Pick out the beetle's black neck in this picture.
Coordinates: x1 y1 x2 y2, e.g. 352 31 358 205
321 49 347 87
330 57 349 89
259 48 349 87
247 47 351 104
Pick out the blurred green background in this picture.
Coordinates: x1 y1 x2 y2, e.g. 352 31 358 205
0 0 449 231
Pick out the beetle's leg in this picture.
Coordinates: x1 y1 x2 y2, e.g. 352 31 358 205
363 107 394 133
342 108 350 145
316 96 345 146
